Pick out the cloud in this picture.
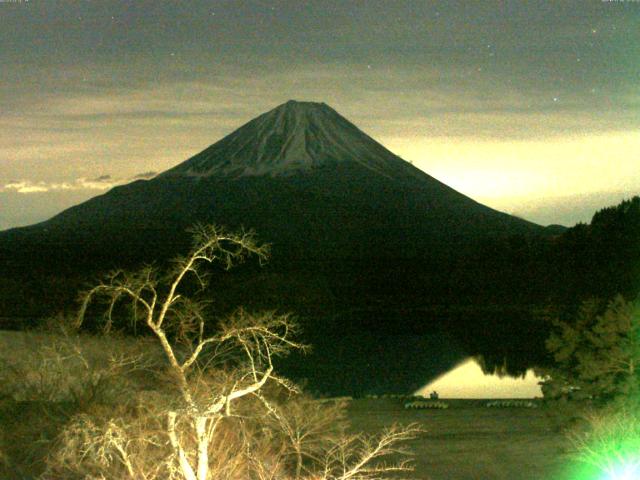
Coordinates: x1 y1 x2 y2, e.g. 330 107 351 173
0 173 155 194
131 171 157 180
92 175 112 182
2 177 119 194
77 177 119 190
3 182 52 194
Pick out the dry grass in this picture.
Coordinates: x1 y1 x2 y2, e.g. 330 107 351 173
0 329 164 403
0 329 573 480
0 331 421 480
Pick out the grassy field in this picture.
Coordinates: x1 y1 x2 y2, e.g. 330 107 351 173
346 398 580 480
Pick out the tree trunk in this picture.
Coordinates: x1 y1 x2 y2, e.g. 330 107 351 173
168 411 197 480
195 416 210 480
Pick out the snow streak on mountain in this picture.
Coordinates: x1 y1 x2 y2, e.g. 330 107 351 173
161 100 422 180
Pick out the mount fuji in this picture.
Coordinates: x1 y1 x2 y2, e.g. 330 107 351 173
1 100 544 266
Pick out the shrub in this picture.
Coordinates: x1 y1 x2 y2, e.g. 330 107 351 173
0 326 159 404
538 296 640 409
404 400 449 410
485 400 537 408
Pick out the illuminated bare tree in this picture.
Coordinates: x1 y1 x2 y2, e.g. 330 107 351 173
46 225 422 480
319 424 420 480
75 225 305 480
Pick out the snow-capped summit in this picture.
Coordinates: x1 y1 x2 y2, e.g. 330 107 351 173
161 100 419 179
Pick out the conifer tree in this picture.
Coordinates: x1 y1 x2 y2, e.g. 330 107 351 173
540 295 640 408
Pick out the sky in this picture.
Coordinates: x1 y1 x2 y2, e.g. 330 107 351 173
1 0 639 230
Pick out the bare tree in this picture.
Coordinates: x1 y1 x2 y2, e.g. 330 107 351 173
266 396 349 478
44 225 419 480
72 225 306 480
318 424 421 480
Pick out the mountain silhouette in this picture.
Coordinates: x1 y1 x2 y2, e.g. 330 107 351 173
0 100 556 395
2 100 544 263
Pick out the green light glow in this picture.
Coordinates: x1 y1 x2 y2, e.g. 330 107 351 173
563 409 640 480
602 461 640 480
594 447 640 479
565 457 640 480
